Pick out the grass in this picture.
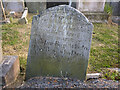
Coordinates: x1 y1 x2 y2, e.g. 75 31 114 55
88 23 118 73
1 14 119 80
1 14 33 71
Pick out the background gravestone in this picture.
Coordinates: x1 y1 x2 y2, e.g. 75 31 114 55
25 2 46 13
76 0 106 12
2 0 24 13
76 0 108 23
107 2 120 16
107 1 120 24
26 5 93 80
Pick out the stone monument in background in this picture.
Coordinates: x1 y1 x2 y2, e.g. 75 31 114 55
2 0 24 13
107 1 120 24
76 0 108 23
26 5 93 81
25 1 46 13
77 0 106 12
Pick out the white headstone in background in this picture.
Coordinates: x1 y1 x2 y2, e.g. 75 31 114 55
26 5 93 80
77 0 106 12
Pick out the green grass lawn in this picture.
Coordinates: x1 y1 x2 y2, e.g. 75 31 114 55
1 14 119 80
89 23 118 72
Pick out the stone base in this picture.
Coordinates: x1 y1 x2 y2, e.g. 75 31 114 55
83 12 109 23
86 73 102 80
0 56 20 87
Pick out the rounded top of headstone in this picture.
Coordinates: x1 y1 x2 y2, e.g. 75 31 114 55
36 5 92 26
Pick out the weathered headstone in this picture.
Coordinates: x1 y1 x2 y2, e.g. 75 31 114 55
0 56 20 86
107 1 120 24
25 2 46 13
26 5 93 81
2 0 24 13
107 2 120 16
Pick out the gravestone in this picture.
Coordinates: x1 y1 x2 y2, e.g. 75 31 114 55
76 0 108 23
76 0 106 12
2 0 24 13
26 5 93 81
25 2 46 13
0 56 20 86
107 1 120 24
107 2 120 16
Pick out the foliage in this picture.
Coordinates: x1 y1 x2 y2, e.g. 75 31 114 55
89 23 118 73
102 69 120 81
9 16 13 23
104 3 113 15
2 23 19 46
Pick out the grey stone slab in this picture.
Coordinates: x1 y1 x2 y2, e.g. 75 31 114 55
107 2 120 16
26 5 93 81
25 2 46 13
0 56 20 86
2 0 24 13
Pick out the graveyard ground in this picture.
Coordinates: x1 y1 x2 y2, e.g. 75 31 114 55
1 13 119 85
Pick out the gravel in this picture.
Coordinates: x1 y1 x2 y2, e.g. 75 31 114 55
19 76 119 89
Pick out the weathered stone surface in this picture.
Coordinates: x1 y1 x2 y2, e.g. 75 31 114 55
0 56 20 86
26 5 93 81
77 0 106 12
25 2 46 13
107 2 120 16
107 2 120 24
2 0 24 13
